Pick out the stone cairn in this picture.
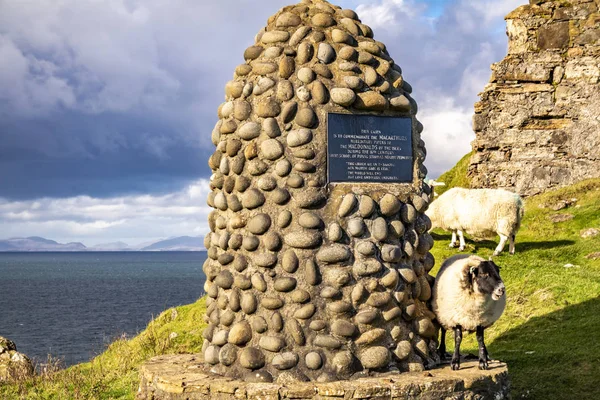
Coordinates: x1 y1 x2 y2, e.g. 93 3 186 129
469 0 600 197
202 0 438 383
0 337 34 383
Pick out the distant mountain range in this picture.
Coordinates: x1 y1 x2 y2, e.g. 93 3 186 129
0 236 205 252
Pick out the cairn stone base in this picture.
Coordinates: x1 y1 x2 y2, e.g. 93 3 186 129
137 354 510 400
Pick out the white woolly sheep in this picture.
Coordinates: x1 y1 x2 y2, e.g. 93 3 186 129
432 254 506 370
425 187 525 255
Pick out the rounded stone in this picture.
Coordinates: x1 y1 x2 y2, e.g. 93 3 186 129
297 86 311 102
262 297 284 310
247 214 271 235
212 329 229 346
218 344 238 367
299 212 323 229
290 26 312 46
320 286 340 299
294 303 316 319
287 174 305 188
305 352 323 370
312 13 335 28
331 320 356 337
261 139 284 160
395 341 412 360
276 12 301 27
380 269 399 289
286 319 306 346
328 223 343 242
234 100 252 120
356 241 377 256
297 42 314 64
278 80 295 102
275 159 292 177
258 176 277 192
242 236 260 252
309 320 327 331
261 30 290 44
330 88 356 107
339 194 357 217
264 47 283 59
279 57 295 79
359 346 390 369
278 210 293 228
347 218 365 237
255 253 278 268
390 221 405 238
234 274 252 290
259 336 286 352
401 204 417 224
238 122 261 140
317 43 336 64
239 348 265 370
332 28 352 44
251 316 268 334
263 232 281 251
272 312 284 332
355 309 379 324
281 102 298 123
229 321 252 345
416 317 436 338
354 91 387 111
215 270 234 289
364 66 379 86
241 293 258 314
339 46 358 61
273 353 299 370
285 231 322 249
256 98 281 118
314 335 343 349
381 244 402 262
298 67 315 84
263 118 282 138
251 273 267 292
205 345 220 365
287 129 313 147
291 289 311 303
380 194 401 216
311 81 329 104
242 189 266 209
274 277 297 292
344 76 364 90
317 245 352 263
295 107 318 128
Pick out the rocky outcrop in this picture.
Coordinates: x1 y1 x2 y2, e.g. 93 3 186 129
469 0 600 196
202 0 437 383
0 337 34 382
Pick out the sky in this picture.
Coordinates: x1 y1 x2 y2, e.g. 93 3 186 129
0 0 524 245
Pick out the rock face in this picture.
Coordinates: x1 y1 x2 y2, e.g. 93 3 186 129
203 0 436 383
0 337 34 382
469 0 600 196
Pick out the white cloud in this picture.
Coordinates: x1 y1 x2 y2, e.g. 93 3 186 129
0 179 212 245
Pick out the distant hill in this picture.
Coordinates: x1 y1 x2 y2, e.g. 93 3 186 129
89 242 132 251
0 236 204 252
0 237 87 252
140 236 203 252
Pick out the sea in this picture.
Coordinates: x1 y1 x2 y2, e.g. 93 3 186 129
0 252 207 367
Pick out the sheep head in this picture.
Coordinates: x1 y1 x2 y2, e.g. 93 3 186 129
467 258 505 300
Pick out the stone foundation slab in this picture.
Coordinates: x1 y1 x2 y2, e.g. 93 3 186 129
137 354 510 400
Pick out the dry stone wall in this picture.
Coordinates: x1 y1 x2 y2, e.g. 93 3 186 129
202 0 438 384
469 0 600 196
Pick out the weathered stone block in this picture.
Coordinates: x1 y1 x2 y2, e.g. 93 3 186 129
537 21 570 49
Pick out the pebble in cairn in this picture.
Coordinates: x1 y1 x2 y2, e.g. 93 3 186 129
202 0 437 383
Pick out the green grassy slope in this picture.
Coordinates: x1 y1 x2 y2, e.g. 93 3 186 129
432 152 473 196
1 164 599 399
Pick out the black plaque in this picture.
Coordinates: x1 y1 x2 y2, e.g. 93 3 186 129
327 113 413 183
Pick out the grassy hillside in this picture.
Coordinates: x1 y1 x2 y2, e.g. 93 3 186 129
432 152 473 196
1 171 599 399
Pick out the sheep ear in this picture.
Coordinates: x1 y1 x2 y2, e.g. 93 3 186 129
469 266 479 276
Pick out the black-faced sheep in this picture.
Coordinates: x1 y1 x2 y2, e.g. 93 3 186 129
432 254 506 370
425 187 524 255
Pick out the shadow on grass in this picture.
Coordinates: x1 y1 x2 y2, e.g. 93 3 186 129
430 232 575 253
490 297 600 399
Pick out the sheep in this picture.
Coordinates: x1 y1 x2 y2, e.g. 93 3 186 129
425 187 525 256
432 254 506 370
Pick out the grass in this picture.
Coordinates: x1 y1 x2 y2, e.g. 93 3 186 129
1 162 599 399
0 298 207 399
432 151 473 196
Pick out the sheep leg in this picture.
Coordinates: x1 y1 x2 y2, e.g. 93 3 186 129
449 232 458 248
438 327 448 360
476 326 489 370
509 234 516 255
493 234 508 256
458 230 466 251
451 325 462 371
